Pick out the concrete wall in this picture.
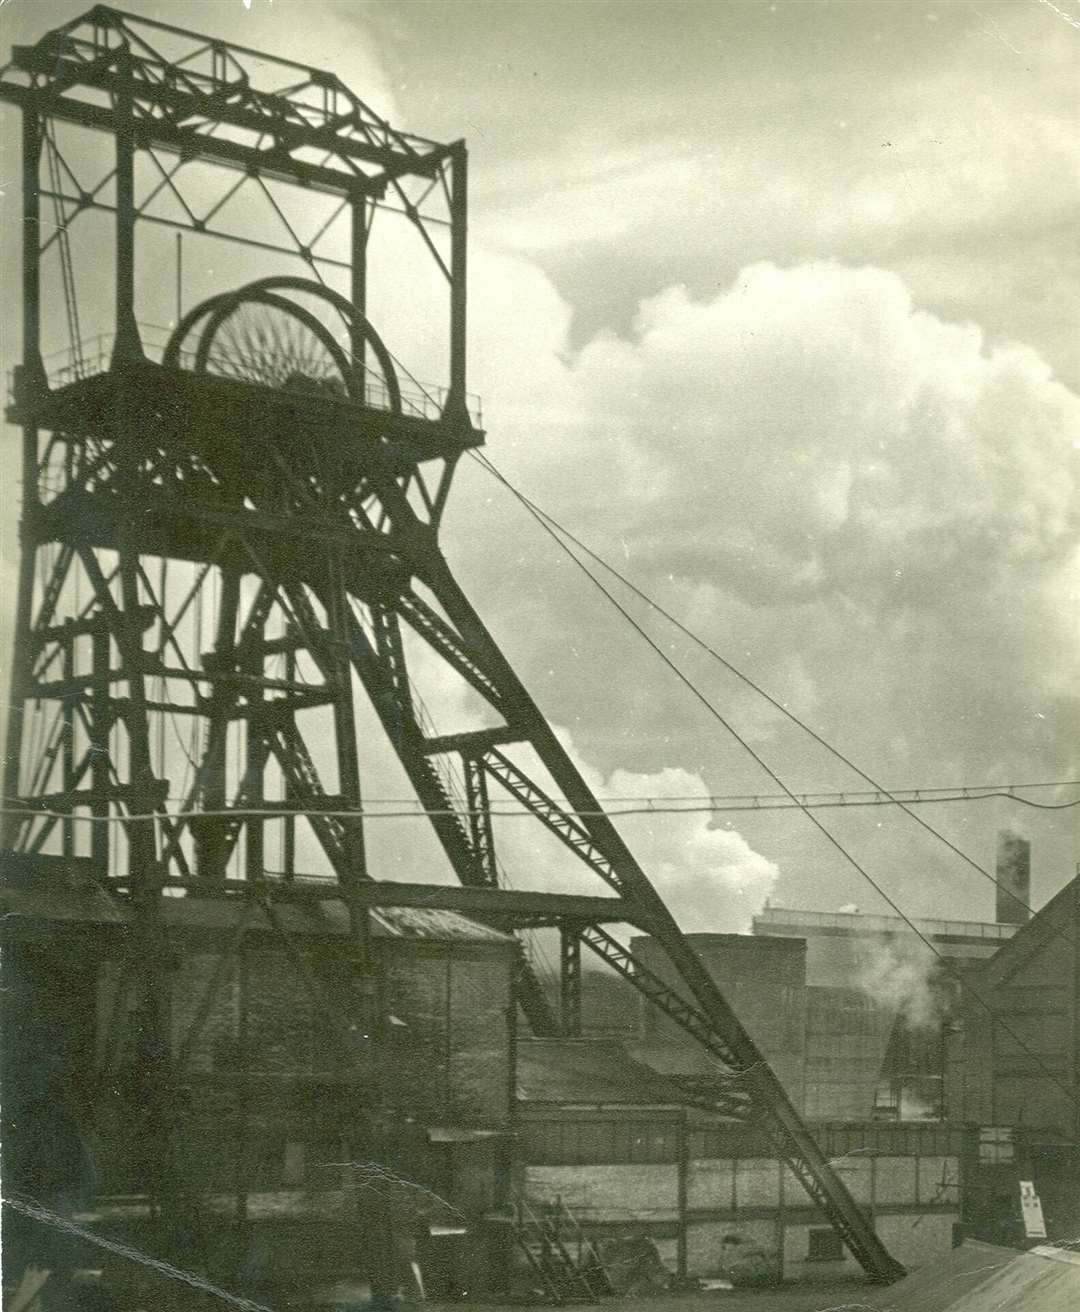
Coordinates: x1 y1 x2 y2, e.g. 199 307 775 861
686 1157 733 1210
691 1217 780 1280
523 1138 961 1282
874 1211 956 1269
631 933 808 1112
782 1221 860 1277
783 1210 958 1281
735 1157 780 1207
782 1211 959 1281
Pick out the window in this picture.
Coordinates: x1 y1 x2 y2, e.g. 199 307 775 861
283 1140 305 1187
628 1127 676 1163
978 1126 1014 1164
521 1119 677 1165
807 1228 844 1263
691 1128 725 1160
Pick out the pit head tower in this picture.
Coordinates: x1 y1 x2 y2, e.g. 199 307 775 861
0 5 904 1285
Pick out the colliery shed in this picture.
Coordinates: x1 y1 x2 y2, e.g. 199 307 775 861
2 853 518 1297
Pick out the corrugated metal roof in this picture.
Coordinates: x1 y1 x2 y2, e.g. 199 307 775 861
1012 1248 1080 1312
867 1242 1080 1312
0 878 127 925
369 904 512 943
0 881 514 945
517 1038 687 1106
628 1041 730 1077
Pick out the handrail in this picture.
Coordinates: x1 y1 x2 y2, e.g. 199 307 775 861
551 1198 613 1297
30 325 483 427
514 1193 605 1304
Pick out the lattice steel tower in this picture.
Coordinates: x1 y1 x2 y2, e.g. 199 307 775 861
0 5 903 1283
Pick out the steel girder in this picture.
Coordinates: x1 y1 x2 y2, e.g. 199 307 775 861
0 5 904 1285
3 377 904 1282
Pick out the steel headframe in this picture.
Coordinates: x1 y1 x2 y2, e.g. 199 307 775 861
0 3 470 419
0 5 904 1286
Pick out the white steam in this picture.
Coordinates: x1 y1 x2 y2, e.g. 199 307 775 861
857 935 946 1029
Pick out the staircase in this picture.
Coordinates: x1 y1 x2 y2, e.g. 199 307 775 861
513 1196 613 1304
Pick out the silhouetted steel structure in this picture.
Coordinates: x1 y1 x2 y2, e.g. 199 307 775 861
0 5 904 1286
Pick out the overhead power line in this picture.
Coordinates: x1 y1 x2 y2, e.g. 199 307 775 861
5 462 1073 1109
471 450 1070 926
469 451 1080 1114
5 784 1080 825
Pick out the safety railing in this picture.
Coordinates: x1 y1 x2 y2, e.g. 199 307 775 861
34 327 483 427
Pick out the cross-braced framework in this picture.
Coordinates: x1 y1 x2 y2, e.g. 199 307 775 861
0 5 904 1285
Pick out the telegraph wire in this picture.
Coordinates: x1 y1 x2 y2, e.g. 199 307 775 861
470 450 1070 926
5 793 1080 823
468 453 1080 1111
9 488 1074 1101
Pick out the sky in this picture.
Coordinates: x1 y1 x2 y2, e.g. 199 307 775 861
0 0 1077 935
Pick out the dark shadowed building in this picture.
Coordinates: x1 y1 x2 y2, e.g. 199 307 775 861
631 906 1017 1123
945 875 1080 1248
1 853 519 1300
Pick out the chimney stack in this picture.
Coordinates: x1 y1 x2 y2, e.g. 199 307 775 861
995 830 1031 925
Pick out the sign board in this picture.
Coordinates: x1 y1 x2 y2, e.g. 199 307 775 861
1019 1180 1047 1239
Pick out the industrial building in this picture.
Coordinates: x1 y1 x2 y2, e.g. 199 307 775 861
631 900 1018 1123
1 851 520 1301
517 1038 966 1287
945 873 1078 1134
945 873 1080 1249
751 903 1018 1120
0 7 1074 1310
505 897 1019 1285
0 6 912 1304
629 834 1035 1124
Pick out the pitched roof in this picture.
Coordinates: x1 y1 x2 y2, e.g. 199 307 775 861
0 856 514 947
866 1241 1080 1312
627 1041 725 1077
516 1038 688 1107
972 876 1079 990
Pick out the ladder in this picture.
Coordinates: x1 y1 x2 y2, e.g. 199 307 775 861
513 1196 611 1304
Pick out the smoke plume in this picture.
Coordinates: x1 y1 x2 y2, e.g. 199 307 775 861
857 934 946 1029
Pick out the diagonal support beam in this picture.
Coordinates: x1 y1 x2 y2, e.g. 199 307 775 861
397 590 504 709
482 748 620 889
263 714 357 881
337 597 488 887
313 594 558 1035
403 555 906 1283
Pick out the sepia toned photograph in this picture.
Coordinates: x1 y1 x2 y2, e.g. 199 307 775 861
0 2 1077 1309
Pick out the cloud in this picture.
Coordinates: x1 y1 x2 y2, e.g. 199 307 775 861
445 253 1079 917
456 258 1079 777
396 634 780 934
519 262 1078 604
467 5 1080 384
489 727 779 935
1 3 1075 926
598 763 780 933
